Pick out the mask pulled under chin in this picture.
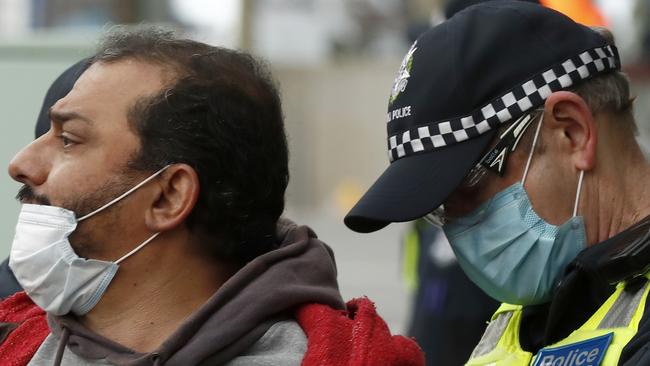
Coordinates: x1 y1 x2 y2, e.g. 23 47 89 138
9 165 168 316
10 204 119 315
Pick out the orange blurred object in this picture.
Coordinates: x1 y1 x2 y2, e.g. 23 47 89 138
540 0 607 27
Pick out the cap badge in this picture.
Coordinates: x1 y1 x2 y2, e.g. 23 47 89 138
390 41 417 104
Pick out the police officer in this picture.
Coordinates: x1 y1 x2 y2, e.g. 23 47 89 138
345 1 650 364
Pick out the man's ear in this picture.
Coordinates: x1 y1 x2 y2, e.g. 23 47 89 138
145 164 199 232
544 91 597 171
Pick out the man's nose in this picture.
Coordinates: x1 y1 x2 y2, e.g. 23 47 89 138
8 137 50 187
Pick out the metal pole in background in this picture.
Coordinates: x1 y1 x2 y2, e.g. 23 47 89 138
240 0 253 51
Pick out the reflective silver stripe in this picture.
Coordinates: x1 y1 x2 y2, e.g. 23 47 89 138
470 312 513 359
598 281 649 329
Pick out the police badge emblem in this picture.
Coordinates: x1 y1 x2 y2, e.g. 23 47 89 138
390 41 417 105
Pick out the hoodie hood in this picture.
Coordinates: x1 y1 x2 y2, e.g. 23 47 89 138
48 218 345 365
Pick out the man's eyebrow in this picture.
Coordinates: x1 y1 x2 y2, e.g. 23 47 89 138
49 107 94 125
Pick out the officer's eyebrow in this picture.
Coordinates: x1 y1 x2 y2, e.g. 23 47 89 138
49 107 94 125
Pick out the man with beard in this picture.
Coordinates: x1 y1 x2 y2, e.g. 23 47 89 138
1 28 423 366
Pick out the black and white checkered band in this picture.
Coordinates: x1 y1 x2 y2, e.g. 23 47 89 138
387 44 619 162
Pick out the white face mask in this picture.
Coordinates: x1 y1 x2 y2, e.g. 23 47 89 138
9 166 169 316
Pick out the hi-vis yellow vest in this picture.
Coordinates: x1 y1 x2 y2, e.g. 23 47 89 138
466 275 650 366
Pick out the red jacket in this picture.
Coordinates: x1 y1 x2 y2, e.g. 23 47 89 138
0 292 424 366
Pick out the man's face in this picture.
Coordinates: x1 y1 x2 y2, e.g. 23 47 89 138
9 59 168 260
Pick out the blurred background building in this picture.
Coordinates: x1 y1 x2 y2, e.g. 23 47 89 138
1 1 650 364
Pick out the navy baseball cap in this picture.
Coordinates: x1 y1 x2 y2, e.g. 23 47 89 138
345 0 620 233
35 58 91 138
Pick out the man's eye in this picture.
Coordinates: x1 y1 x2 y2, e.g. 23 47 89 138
58 135 74 147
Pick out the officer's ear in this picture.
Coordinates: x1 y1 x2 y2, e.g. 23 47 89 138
543 91 597 171
145 163 199 232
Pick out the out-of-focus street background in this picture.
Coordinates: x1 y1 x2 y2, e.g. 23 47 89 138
1 0 650 338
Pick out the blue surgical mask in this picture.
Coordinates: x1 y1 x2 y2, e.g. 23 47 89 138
443 117 587 305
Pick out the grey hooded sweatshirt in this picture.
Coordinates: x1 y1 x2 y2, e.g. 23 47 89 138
28 219 345 366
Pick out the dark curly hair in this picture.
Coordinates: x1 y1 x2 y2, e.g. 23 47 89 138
93 27 289 263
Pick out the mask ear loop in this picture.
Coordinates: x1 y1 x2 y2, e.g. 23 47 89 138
572 170 585 217
518 110 585 218
78 165 171 222
521 112 544 186
115 232 161 264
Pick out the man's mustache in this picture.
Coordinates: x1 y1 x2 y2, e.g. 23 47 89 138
16 185 51 206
